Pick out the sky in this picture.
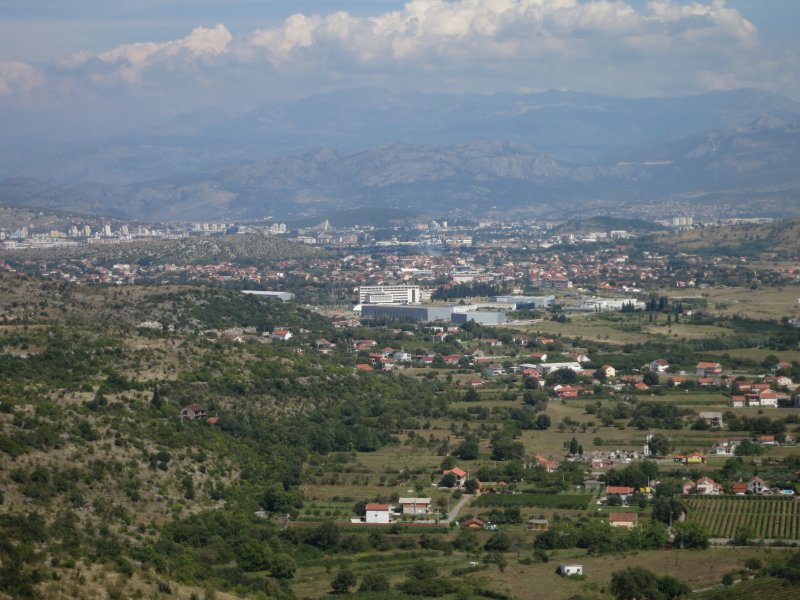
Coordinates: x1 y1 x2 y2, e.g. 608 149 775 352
1 0 798 140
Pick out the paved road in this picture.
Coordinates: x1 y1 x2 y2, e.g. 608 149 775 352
444 494 473 524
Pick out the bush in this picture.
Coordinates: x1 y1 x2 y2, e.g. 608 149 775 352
359 573 390 592
331 568 356 594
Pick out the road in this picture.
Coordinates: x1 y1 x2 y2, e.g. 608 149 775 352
444 494 473 524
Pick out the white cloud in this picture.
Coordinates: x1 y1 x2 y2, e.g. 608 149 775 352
246 0 757 68
2 0 795 119
68 23 232 83
0 60 44 96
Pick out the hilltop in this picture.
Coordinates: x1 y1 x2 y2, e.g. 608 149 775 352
650 218 800 258
2 233 320 266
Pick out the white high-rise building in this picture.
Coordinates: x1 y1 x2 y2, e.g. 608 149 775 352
358 285 421 305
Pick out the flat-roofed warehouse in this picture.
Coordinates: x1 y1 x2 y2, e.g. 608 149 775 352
241 290 295 302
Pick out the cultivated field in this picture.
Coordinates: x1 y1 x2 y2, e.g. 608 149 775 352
685 497 800 540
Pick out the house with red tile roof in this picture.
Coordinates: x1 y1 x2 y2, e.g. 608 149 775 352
696 362 723 376
609 512 637 528
606 486 634 503
650 359 670 372
533 454 558 473
731 483 748 495
443 467 469 487
365 503 392 524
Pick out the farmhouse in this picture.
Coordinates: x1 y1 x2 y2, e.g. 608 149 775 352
598 365 616 379
398 497 431 515
698 412 724 428
461 517 486 529
696 362 723 376
532 454 559 473
442 467 469 487
609 512 637 528
271 329 293 341
688 476 724 495
731 483 748 495
180 404 207 421
606 486 634 504
747 477 768 495
650 359 670 372
365 503 392 524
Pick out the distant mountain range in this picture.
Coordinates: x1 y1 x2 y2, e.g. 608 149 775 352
0 88 799 221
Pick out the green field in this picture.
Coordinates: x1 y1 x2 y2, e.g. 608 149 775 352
473 493 592 510
685 497 800 539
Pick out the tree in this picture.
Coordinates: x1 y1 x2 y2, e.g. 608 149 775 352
490 435 525 461
610 567 659 600
674 522 709 549
657 575 690 599
270 554 296 579
308 520 339 550
648 433 671 457
331 568 356 594
568 436 580 455
456 437 479 460
642 371 659 387
484 532 512 552
150 384 163 410
733 525 754 546
535 413 552 430
439 473 457 488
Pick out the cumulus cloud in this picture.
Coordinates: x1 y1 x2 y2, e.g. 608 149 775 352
2 0 795 117
65 23 232 84
0 61 45 96
246 0 757 67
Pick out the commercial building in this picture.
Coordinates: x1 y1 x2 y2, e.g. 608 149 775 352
451 311 507 325
358 285 421 304
493 295 555 309
360 304 505 325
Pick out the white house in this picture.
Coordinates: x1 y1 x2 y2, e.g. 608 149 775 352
559 564 583 576
650 359 670 373
398 497 431 515
271 329 293 341
486 364 506 377
747 477 768 495
598 365 616 379
365 503 392 524
695 476 724 495
711 440 741 455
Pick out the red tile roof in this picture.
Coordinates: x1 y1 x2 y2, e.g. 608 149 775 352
610 512 638 523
